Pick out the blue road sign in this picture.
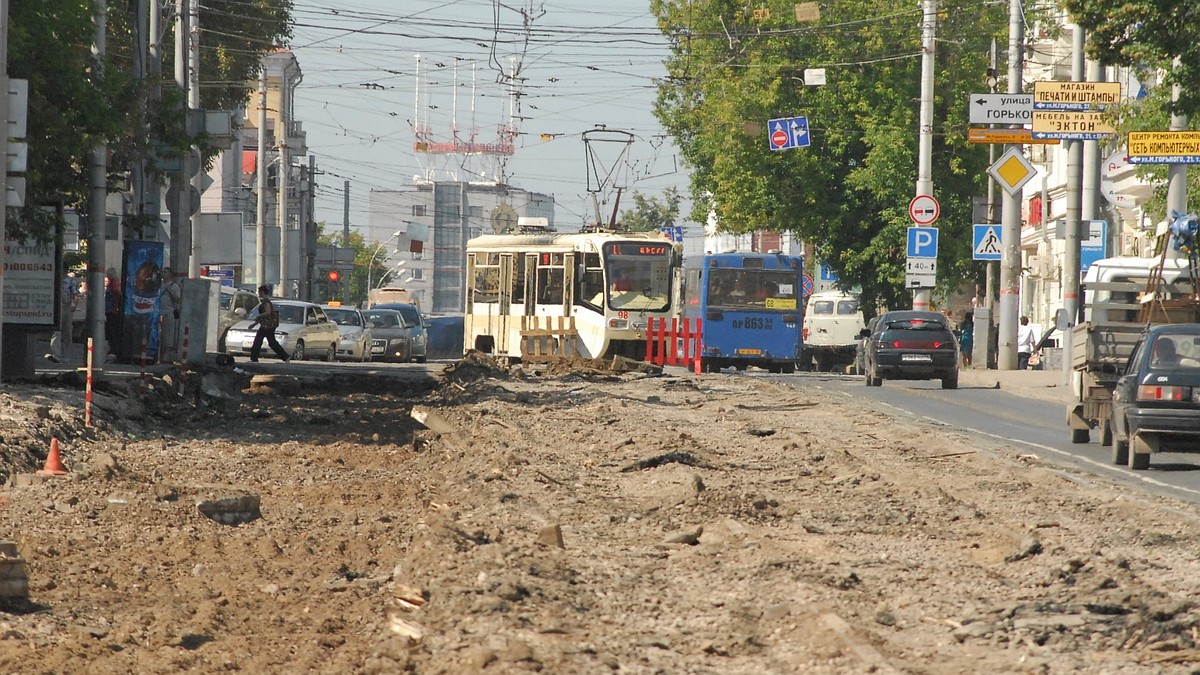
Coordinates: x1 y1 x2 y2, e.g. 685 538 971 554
906 227 938 258
819 264 839 282
660 225 684 243
1081 219 1107 272
767 116 810 150
972 224 1002 261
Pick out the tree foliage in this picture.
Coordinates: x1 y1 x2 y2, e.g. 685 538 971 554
651 0 1008 310
6 0 292 241
1064 0 1200 118
618 187 682 233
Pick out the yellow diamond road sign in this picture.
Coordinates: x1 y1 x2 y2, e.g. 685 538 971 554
988 147 1037 195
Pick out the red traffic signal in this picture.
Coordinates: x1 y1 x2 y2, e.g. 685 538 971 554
327 269 340 282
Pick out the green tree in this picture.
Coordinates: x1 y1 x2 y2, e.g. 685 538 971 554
652 0 1011 310
1064 0 1200 117
618 187 682 233
6 1 292 241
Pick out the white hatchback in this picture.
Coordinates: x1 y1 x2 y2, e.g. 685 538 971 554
225 300 341 361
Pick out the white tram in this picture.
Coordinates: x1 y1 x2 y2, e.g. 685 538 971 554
465 230 681 360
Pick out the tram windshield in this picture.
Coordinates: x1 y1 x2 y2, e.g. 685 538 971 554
603 242 673 312
706 268 799 311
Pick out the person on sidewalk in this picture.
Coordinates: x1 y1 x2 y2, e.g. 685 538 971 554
248 285 290 363
159 266 183 362
1017 315 1038 370
959 312 974 367
47 272 81 363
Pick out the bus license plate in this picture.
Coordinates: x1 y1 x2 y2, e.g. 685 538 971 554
736 348 762 355
902 354 932 362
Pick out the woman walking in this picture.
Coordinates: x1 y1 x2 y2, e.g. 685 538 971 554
248 285 290 362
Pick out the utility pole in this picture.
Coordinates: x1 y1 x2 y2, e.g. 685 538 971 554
343 180 351 305
0 0 9 376
146 0 162 236
912 0 936 311
980 39 1000 369
89 0 110 362
997 0 1024 370
171 0 189 270
278 122 289 297
1061 24 1085 381
1165 57 1188 230
186 0 201 278
255 72 267 291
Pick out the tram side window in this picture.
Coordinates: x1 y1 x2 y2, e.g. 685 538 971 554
537 254 566 304
579 253 603 310
473 254 501 304
513 256 527 304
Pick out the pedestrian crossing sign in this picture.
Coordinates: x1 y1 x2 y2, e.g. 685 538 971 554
973 224 1002 261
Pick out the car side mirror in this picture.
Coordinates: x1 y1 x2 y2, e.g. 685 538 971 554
234 307 246 317
858 328 870 338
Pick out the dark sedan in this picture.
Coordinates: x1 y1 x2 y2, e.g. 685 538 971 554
1109 325 1200 470
863 310 959 389
363 309 411 362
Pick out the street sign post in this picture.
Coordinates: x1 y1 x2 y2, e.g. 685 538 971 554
1032 81 1121 110
968 93 1032 125
906 227 938 258
987 147 1037 195
1031 111 1117 140
767 116 810 150
972 224 1002 261
967 128 1060 145
1128 131 1200 164
801 273 814 297
908 195 940 225
1081 220 1107 271
905 258 937 274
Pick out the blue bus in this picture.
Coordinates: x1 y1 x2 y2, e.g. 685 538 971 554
682 252 805 373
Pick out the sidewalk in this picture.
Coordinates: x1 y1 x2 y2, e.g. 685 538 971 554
958 365 1070 403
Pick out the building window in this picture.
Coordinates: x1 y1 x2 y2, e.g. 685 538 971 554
468 205 483 218
412 205 426 217
411 268 424 280
411 249 424 260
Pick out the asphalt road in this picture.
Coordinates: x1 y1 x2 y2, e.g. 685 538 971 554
761 370 1200 506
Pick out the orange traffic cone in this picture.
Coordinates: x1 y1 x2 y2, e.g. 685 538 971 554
37 438 69 477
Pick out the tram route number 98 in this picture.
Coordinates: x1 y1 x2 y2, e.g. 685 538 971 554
732 318 773 330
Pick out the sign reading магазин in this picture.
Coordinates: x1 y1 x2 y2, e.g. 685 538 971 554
3 239 55 325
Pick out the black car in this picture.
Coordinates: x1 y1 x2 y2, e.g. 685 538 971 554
1109 325 1200 470
363 309 411 362
862 310 959 389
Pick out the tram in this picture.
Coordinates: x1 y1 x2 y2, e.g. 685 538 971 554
465 229 681 360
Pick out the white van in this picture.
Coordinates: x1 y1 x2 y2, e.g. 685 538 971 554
803 290 866 372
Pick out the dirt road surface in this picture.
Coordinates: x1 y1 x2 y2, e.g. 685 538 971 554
1 357 1198 673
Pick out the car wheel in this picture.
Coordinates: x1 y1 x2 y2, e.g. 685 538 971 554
941 372 958 390
782 362 796 374
1108 421 1129 466
1129 434 1151 470
416 356 427 364
1070 428 1090 444
292 340 306 362
324 343 336 362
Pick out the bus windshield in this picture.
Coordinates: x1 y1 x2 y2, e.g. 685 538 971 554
707 268 799 311
604 242 673 312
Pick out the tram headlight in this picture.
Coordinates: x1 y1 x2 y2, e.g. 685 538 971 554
608 318 628 329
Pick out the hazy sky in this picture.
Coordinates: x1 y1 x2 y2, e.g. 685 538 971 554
288 0 690 238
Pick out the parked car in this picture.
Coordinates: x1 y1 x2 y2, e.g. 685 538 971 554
862 310 958 389
322 305 373 362
371 302 427 362
218 286 260 352
1109 325 1200 470
225 300 341 361
362 308 410 362
853 315 881 376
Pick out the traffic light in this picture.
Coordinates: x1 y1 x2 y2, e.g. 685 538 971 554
327 269 340 283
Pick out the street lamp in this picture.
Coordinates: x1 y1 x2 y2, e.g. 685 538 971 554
376 261 408 288
366 230 402 291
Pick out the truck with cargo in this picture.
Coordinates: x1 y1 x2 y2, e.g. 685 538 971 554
1066 256 1200 446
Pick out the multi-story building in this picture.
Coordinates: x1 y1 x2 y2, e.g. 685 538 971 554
366 180 555 314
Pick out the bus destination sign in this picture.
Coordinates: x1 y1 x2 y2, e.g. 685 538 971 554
610 243 669 256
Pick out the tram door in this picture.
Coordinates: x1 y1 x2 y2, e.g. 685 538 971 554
496 253 515 354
